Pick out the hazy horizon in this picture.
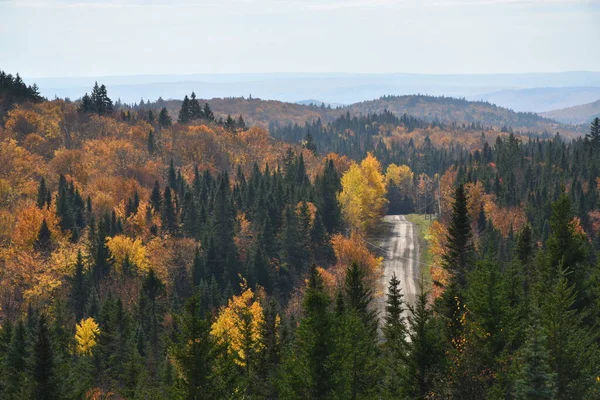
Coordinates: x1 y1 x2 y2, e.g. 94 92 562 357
2 0 599 77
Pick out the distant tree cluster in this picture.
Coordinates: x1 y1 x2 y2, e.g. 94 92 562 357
0 70 43 118
178 92 214 123
78 82 113 116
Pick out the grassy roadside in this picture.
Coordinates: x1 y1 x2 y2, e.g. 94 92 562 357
405 214 435 293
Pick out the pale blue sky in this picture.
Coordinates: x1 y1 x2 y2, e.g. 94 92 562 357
1 0 599 77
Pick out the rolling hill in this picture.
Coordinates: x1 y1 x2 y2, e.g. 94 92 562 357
154 94 580 136
468 86 600 113
540 99 600 125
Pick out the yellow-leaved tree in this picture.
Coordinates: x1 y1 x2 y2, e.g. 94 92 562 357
338 153 388 232
106 234 148 274
210 281 266 367
385 163 413 189
75 317 100 355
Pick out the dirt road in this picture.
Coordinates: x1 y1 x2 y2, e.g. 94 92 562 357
370 215 420 322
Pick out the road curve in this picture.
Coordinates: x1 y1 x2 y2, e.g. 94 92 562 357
370 215 420 323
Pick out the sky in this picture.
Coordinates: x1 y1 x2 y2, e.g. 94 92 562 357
1 0 599 78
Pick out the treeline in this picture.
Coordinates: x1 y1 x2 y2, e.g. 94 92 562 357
270 110 437 160
0 70 43 118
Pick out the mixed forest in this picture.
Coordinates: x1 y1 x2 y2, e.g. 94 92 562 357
1 70 600 399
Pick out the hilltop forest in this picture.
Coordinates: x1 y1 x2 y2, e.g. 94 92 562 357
1 70 600 399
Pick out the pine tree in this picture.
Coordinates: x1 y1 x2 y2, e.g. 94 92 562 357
32 314 58 400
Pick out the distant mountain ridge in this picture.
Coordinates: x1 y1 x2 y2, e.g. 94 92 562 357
540 99 600 124
32 71 600 108
155 94 581 136
469 86 600 113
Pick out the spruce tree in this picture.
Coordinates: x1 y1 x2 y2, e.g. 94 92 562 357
32 315 58 400
438 184 474 340
237 115 246 130
150 180 162 212
585 117 600 148
383 273 408 386
406 285 444 399
172 292 215 399
34 218 52 254
161 186 177 234
158 107 172 128
36 177 49 209
178 95 191 123
203 102 214 121
278 266 333 399
147 130 156 154
3 320 28 399
515 317 555 400
71 250 87 321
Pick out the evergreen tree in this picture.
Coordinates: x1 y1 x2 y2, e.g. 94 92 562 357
438 184 474 340
147 130 156 154
190 92 202 120
71 250 87 321
303 132 317 154
203 102 214 121
36 177 49 209
541 270 598 399
158 107 172 128
150 180 162 212
514 317 555 400
178 95 191 123
405 285 444 399
224 114 236 131
278 266 334 399
161 186 177 233
332 262 380 399
32 314 58 400
3 320 28 399
316 159 342 234
172 292 215 399
34 218 52 254
237 115 246 130
585 117 600 148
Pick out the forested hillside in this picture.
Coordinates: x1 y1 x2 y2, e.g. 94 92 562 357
541 98 600 124
1 72 600 399
133 93 580 136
